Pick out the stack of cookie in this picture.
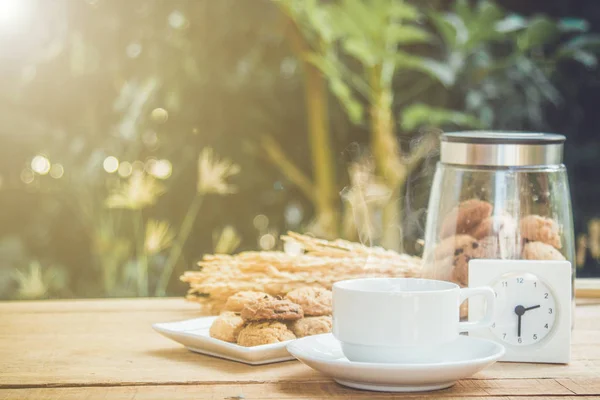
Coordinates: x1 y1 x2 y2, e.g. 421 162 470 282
429 198 566 288
209 287 333 347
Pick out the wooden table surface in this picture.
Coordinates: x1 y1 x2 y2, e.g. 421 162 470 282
1 298 599 400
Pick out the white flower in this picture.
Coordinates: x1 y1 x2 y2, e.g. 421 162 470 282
106 171 165 209
145 219 175 255
197 148 240 195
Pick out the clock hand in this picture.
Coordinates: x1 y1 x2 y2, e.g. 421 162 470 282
514 305 525 337
513 305 541 338
524 305 541 312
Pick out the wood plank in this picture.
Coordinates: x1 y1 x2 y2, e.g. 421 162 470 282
0 309 599 387
558 378 600 395
0 300 599 388
0 379 595 400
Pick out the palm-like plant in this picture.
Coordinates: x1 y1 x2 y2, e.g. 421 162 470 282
291 0 448 250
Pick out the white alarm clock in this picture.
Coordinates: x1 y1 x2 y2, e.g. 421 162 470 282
468 259 572 364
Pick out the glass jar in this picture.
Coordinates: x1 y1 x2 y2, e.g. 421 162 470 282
422 132 575 313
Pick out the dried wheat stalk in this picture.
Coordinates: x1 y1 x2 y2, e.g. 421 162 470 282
181 231 422 313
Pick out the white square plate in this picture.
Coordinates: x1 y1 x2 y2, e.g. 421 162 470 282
152 317 296 365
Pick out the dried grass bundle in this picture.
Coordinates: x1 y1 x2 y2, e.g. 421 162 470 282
181 231 422 313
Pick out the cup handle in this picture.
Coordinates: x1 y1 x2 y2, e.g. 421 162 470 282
458 287 495 333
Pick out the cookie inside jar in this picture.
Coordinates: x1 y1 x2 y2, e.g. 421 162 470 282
424 197 568 288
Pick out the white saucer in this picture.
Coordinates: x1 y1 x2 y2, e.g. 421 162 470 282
287 334 505 392
153 317 295 365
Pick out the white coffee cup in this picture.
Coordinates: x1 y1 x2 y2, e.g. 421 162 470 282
332 278 495 363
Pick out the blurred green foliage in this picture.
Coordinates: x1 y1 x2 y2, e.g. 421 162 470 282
0 0 598 299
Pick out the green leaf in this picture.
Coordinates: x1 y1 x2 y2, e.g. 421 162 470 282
465 2 506 49
386 24 431 45
517 16 559 51
336 0 380 39
430 12 458 48
439 13 470 49
555 34 600 67
419 59 457 86
395 51 462 87
343 38 377 65
306 4 337 44
330 77 363 124
454 0 472 25
475 1 505 30
327 3 365 39
571 50 597 68
389 1 419 20
495 14 528 33
303 53 332 76
562 34 600 51
557 18 589 33
400 104 482 131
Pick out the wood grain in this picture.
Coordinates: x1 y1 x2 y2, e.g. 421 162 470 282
0 298 202 314
0 380 598 400
0 298 599 399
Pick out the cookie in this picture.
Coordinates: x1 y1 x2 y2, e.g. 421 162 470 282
522 241 566 261
469 215 517 240
223 291 273 313
289 316 333 338
236 321 296 347
440 199 493 238
434 235 479 260
452 253 471 287
285 287 332 316
241 298 304 321
520 215 562 249
460 301 468 320
208 311 245 343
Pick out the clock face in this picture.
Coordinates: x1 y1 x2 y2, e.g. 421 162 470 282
490 272 556 346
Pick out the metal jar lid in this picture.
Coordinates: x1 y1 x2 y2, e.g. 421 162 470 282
440 131 565 167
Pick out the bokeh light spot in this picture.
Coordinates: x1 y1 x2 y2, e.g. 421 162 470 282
49 163 64 179
280 58 297 78
253 214 269 231
31 155 51 175
103 156 119 173
20 169 34 184
168 10 186 29
118 161 133 177
149 159 172 179
151 108 168 123
132 160 145 172
285 203 303 226
144 158 157 172
126 42 142 58
259 233 276 250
